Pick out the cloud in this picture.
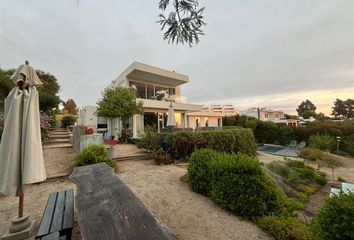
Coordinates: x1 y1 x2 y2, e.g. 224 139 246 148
0 0 352 112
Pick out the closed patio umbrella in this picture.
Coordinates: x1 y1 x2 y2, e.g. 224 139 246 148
0 61 46 239
166 101 175 127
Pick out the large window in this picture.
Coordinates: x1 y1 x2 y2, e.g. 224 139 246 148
147 84 154 99
130 81 146 99
129 80 176 101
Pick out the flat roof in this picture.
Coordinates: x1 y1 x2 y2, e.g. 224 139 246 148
125 62 189 87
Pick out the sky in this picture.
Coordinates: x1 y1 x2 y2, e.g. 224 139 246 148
0 0 353 115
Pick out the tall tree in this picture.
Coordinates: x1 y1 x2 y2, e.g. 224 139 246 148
296 99 317 118
332 98 354 119
63 99 78 115
157 0 206 46
96 87 143 135
345 99 354 118
36 70 60 95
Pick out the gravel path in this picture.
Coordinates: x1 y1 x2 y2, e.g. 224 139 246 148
118 160 271 240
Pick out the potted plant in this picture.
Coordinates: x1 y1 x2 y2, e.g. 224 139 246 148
153 147 164 165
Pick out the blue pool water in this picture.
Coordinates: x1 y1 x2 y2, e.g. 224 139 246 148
257 145 286 154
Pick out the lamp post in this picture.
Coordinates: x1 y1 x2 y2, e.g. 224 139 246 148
336 136 341 155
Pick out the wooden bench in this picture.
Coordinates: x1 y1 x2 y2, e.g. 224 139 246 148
35 189 74 240
70 163 177 240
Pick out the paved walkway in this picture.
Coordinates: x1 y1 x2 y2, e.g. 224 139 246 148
43 128 75 178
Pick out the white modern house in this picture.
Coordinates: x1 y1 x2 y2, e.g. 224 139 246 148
78 62 223 138
240 107 299 127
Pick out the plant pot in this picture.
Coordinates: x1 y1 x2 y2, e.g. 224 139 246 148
154 157 163 165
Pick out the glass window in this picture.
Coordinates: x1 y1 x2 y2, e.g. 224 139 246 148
155 86 169 100
130 81 146 99
169 88 175 96
147 84 154 99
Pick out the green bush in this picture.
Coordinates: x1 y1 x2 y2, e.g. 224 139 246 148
167 128 256 159
341 134 354 157
61 115 77 127
253 121 278 144
75 144 116 169
300 148 324 161
187 149 219 195
137 125 162 152
312 192 354 240
277 126 295 145
188 149 283 218
268 160 324 186
257 216 318 240
308 135 336 152
209 155 281 218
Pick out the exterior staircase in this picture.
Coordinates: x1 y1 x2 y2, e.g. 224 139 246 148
109 144 153 161
43 128 76 179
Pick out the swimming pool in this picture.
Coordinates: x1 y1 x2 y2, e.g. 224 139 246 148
257 145 286 154
257 144 299 157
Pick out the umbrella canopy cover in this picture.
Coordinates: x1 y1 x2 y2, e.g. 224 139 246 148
0 68 46 197
167 101 175 127
10 64 43 86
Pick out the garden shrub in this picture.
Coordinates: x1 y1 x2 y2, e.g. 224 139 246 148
300 148 324 161
341 134 354 157
253 121 278 144
187 149 292 219
167 128 256 159
61 114 77 127
187 149 219 195
308 134 336 152
137 125 162 152
312 192 354 240
208 153 281 218
75 144 116 169
277 126 295 145
257 216 318 240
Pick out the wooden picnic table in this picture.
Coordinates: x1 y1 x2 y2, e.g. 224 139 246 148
70 163 177 240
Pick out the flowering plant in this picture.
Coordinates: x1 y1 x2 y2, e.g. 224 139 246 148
40 113 52 131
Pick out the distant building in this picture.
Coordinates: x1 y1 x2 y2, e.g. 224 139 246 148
240 107 299 127
201 104 238 116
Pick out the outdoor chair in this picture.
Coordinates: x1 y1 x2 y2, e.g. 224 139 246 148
288 140 298 148
296 141 306 152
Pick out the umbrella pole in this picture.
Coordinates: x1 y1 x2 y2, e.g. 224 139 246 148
19 196 24 218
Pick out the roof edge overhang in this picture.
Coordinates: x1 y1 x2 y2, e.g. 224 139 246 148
125 62 189 87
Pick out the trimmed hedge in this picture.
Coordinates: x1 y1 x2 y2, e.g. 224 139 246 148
187 149 284 219
167 128 256 159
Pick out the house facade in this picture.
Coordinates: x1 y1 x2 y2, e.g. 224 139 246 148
240 107 299 127
78 62 223 138
201 104 238 116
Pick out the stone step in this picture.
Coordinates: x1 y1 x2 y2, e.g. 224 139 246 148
43 143 73 149
48 135 69 139
113 154 153 161
46 138 70 144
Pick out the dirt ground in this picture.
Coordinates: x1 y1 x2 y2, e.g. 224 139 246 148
0 178 81 240
118 160 271 240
